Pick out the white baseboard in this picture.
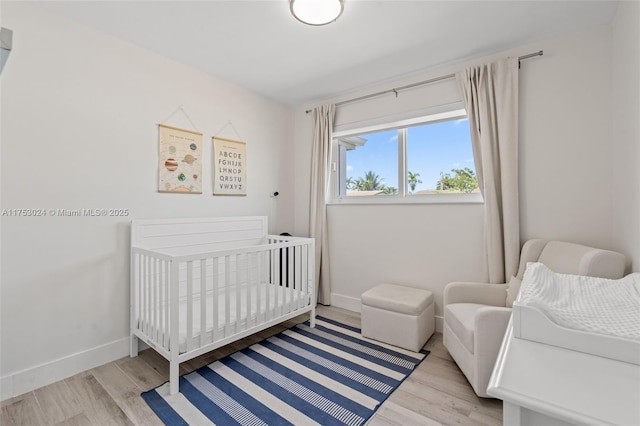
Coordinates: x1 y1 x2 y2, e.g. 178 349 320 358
330 292 362 313
435 315 443 333
1 337 130 401
330 292 444 333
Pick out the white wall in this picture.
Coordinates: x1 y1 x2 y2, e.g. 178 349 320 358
519 26 613 249
0 3 294 398
611 1 640 272
293 25 616 320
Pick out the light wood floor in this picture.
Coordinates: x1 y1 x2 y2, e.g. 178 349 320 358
1 306 502 425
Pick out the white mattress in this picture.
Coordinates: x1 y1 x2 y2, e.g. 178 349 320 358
139 283 312 354
513 262 640 364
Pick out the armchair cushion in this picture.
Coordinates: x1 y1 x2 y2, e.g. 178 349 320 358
537 241 625 279
505 275 522 308
445 303 487 353
444 282 508 307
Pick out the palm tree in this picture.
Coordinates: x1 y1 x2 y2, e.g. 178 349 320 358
349 170 394 194
407 171 422 193
346 177 356 191
361 170 385 191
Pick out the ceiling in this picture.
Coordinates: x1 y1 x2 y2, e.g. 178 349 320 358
34 1 619 106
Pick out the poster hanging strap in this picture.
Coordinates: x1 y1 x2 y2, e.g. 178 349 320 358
160 105 200 133
214 121 243 142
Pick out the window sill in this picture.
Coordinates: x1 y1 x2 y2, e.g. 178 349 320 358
328 192 484 205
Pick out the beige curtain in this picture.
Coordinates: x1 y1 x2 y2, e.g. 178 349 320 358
456 58 520 283
309 104 335 304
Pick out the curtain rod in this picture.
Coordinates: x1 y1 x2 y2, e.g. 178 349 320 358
305 50 543 114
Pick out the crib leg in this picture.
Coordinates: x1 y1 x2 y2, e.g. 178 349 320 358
169 360 180 395
130 334 138 358
310 305 316 328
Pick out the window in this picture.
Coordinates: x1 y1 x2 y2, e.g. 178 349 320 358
333 108 480 203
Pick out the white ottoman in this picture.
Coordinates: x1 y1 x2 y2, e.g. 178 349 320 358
361 284 435 352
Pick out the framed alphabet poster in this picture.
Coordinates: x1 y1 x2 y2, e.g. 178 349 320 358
213 137 247 196
158 124 203 194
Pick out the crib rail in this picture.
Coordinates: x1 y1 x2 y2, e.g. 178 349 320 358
130 236 315 358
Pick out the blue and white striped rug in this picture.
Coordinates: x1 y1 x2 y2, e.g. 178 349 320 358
142 316 428 425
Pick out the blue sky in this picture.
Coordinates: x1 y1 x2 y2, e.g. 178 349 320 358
346 118 475 192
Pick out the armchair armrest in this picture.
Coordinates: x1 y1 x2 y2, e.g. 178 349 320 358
474 307 513 395
444 282 508 307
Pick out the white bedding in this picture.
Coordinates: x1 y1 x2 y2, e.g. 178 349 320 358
518 262 640 341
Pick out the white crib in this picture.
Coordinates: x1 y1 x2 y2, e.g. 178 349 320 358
130 216 316 395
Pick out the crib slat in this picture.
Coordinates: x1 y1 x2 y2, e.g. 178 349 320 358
301 244 307 307
169 260 180 391
298 244 303 308
300 244 305 307
157 258 162 343
156 258 162 342
294 244 301 308
186 261 193 352
235 253 241 334
140 255 145 336
137 254 143 335
266 250 273 321
274 248 280 318
144 255 150 336
200 259 206 347
298 244 308 306
212 257 219 343
257 251 263 324
156 257 161 346
247 252 254 328
152 257 157 343
163 259 169 350
149 257 158 341
288 246 294 313
225 256 231 338
306 242 314 310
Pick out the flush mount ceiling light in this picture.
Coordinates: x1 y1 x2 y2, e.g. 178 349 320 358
290 0 344 26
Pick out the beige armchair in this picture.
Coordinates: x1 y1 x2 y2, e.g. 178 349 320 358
443 239 626 398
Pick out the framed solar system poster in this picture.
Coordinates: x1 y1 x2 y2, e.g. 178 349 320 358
158 124 203 194
212 137 246 196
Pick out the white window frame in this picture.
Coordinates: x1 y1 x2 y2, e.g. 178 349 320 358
330 107 483 205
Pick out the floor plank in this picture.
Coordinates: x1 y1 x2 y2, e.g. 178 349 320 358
1 392 31 408
114 391 164 426
1 392 47 426
65 374 132 425
33 380 83 424
400 376 501 425
115 357 167 391
91 363 139 399
3 305 502 425
372 400 444 426
54 412 92 426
